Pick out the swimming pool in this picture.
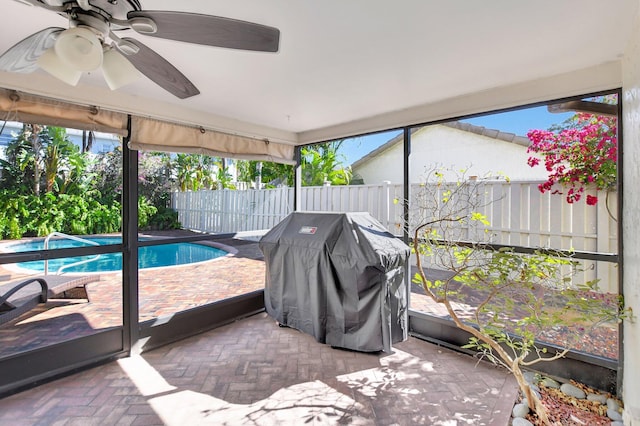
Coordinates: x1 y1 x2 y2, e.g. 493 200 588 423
6 237 229 273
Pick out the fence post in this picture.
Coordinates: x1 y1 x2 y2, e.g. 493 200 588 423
199 190 206 232
185 191 192 230
596 189 616 292
381 181 391 229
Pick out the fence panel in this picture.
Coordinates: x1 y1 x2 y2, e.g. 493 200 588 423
171 187 294 234
171 182 617 291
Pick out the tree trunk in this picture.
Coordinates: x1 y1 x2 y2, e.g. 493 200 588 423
30 124 42 196
255 162 262 190
511 360 551 425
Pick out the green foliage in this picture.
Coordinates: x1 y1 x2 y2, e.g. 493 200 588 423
89 145 122 205
0 190 121 239
213 164 233 189
173 153 217 191
0 124 183 235
137 196 157 230
235 140 352 188
0 125 89 197
300 141 352 186
145 206 181 231
0 189 179 238
42 126 87 194
0 123 45 195
138 152 172 207
90 149 181 231
235 159 293 187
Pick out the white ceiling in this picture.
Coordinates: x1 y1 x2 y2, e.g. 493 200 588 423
0 0 636 145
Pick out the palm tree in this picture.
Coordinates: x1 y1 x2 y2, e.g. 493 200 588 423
43 127 86 194
0 125 86 196
235 160 293 187
174 153 218 191
234 140 351 188
300 140 351 186
28 124 44 195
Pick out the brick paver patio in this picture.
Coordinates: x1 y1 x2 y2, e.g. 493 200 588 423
0 312 518 425
0 232 521 424
0 234 266 358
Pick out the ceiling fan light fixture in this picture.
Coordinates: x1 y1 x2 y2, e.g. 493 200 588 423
55 27 103 71
37 47 82 86
102 48 142 90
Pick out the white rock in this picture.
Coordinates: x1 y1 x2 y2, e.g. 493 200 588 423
611 422 624 426
560 383 586 399
586 393 607 404
512 418 534 426
540 377 560 389
607 408 623 421
607 398 621 411
512 403 530 418
523 371 538 385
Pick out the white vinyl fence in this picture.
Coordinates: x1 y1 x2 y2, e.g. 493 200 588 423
171 187 292 233
172 181 618 291
171 182 406 234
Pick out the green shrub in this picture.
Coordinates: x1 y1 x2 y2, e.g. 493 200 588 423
137 196 157 230
0 190 184 239
146 206 181 230
0 190 122 239
88 201 121 234
8 217 21 240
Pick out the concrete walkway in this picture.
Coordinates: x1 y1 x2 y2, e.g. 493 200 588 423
0 312 518 425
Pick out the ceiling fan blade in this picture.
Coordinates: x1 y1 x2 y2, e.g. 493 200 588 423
128 11 280 52
117 38 199 99
12 0 65 12
0 27 62 73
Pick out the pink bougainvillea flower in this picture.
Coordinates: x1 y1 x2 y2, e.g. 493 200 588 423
526 101 617 206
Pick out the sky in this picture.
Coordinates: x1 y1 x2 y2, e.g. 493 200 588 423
463 106 573 138
338 106 574 166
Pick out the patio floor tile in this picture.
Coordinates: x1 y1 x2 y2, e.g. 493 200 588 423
0 312 518 425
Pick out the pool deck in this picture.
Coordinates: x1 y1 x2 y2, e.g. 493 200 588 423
0 231 266 358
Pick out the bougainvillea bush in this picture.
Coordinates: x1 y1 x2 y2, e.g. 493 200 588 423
526 111 617 205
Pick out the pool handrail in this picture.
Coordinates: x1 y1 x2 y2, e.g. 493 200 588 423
43 232 101 275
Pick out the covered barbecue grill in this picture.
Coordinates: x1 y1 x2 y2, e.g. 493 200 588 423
259 212 410 352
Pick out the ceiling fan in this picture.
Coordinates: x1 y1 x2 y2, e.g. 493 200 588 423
0 0 280 99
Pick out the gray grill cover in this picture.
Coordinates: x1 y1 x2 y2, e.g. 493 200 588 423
259 212 410 352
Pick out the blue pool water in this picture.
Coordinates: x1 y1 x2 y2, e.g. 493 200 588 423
8 237 228 273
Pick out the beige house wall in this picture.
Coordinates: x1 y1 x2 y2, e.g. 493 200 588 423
352 125 549 185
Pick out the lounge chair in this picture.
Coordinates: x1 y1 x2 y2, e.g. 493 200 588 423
0 274 100 326
0 278 48 326
42 274 99 300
